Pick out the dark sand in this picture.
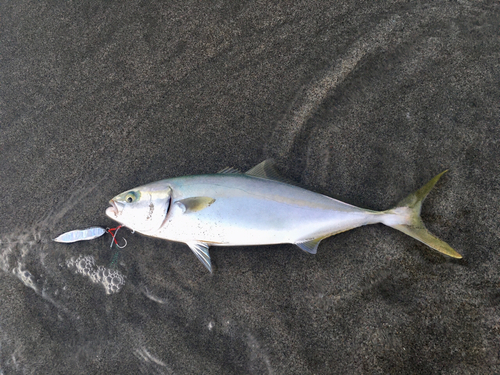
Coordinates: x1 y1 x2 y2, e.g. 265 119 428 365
1 1 499 374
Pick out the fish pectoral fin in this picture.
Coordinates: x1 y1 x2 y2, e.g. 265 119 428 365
186 242 212 272
177 197 216 213
295 238 324 254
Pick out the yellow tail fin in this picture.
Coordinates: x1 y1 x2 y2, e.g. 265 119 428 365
389 171 462 259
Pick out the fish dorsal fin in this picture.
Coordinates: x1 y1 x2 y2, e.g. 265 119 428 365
176 197 216 213
187 242 212 272
217 167 242 174
295 238 323 254
245 159 301 186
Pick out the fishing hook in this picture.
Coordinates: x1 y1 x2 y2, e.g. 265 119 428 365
106 225 127 249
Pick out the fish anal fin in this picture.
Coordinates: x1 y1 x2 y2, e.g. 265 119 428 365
296 238 324 254
177 197 215 213
186 242 212 272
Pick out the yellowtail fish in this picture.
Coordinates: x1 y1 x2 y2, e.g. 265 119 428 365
105 160 461 272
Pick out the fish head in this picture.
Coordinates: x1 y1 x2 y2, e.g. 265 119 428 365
106 183 172 234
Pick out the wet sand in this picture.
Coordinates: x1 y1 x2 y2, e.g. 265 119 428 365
1 1 499 373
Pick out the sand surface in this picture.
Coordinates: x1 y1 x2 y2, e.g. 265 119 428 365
1 1 499 373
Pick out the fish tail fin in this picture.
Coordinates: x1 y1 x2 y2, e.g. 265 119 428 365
383 171 462 259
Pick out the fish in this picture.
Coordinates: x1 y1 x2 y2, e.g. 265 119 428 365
105 160 462 272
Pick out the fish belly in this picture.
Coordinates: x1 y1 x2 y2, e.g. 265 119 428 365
153 175 379 246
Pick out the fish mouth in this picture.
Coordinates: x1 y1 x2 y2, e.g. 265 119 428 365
106 199 121 218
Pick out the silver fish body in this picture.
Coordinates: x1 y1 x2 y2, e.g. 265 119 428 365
106 160 461 272
155 174 379 246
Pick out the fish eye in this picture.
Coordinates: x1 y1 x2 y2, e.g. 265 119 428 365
125 191 137 203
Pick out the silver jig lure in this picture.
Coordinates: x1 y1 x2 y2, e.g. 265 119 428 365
53 227 107 243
